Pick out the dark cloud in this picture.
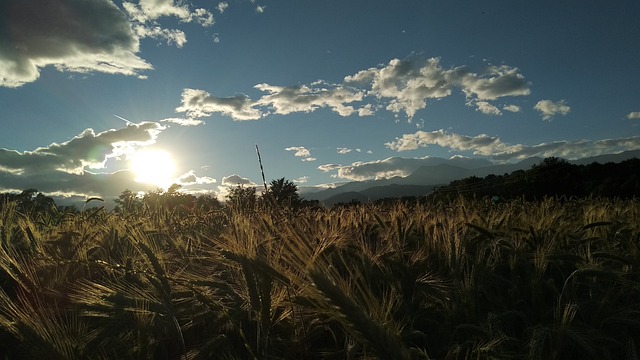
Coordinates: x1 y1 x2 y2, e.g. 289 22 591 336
0 0 152 87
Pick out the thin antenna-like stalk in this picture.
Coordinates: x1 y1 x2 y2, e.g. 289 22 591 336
255 145 268 193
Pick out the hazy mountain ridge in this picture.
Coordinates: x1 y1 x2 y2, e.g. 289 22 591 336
304 151 640 206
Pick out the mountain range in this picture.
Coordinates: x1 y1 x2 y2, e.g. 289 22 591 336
301 150 640 206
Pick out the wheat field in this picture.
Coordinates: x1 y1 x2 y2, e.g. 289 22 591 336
1 196 639 359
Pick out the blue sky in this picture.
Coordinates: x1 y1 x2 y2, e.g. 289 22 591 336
1 0 639 202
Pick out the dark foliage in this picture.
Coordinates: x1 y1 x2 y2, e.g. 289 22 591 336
430 157 640 201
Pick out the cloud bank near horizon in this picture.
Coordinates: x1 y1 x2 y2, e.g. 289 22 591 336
315 130 640 181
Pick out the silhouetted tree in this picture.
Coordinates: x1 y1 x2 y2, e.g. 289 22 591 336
226 185 257 213
264 177 301 208
114 189 144 214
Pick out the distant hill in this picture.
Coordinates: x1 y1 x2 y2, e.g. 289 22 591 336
303 151 640 206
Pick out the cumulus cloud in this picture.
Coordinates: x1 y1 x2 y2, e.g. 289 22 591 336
337 147 353 154
286 146 316 162
176 56 531 122
254 82 366 117
0 0 152 87
534 99 571 120
385 129 512 156
503 104 521 113
345 57 530 119
123 0 214 26
626 112 640 120
221 174 255 186
176 88 262 120
176 170 216 185
472 101 502 116
217 2 229 13
0 122 163 176
385 129 640 162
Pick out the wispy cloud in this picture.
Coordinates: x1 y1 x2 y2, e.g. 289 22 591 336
317 164 342 173
161 117 205 126
534 99 571 120
385 129 640 162
337 147 352 154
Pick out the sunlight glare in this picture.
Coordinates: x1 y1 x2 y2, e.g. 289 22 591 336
130 150 176 189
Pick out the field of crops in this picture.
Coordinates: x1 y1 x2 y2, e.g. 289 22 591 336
1 196 640 359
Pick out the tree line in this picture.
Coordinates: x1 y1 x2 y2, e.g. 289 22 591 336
429 157 640 202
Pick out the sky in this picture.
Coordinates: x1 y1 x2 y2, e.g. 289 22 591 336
1 0 639 203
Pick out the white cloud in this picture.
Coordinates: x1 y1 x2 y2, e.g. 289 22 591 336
503 104 521 113
221 174 255 186
177 170 216 185
337 147 352 154
457 65 531 100
217 2 229 13
285 146 311 158
130 25 188 47
385 129 640 162
0 0 152 87
122 0 214 48
176 88 262 120
385 129 512 156
294 176 309 183
473 101 502 116
330 156 490 181
534 99 571 120
286 146 316 162
161 117 205 126
626 112 640 119
256 5 266 13
176 56 531 122
123 0 213 25
318 164 341 172
345 57 530 119
255 82 365 117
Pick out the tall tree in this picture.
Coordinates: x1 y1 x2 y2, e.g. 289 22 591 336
265 178 301 208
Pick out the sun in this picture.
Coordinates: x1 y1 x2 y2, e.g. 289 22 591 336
129 149 176 189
